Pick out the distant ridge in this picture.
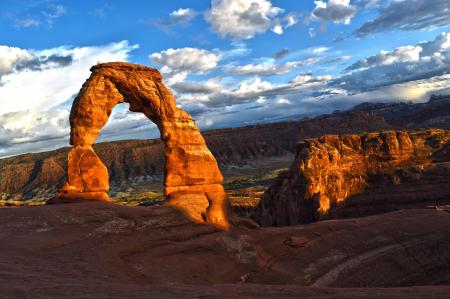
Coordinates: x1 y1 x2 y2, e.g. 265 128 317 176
0 95 449 202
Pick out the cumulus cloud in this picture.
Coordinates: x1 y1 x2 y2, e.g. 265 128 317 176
271 23 284 35
346 45 422 70
0 109 71 158
0 46 34 76
150 47 222 84
224 57 322 76
0 41 138 157
0 41 137 114
150 8 197 31
0 109 69 148
0 45 75 80
312 0 357 24
202 73 333 107
335 32 450 92
205 0 284 40
354 0 450 37
171 78 223 95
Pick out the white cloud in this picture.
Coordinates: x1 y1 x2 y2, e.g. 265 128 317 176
337 32 450 91
304 46 331 55
357 0 382 8
0 41 137 114
284 13 299 27
0 109 69 157
271 24 283 35
347 45 422 70
276 98 291 104
235 77 273 95
192 71 334 108
171 78 224 95
150 47 221 76
0 41 138 157
0 109 69 144
312 0 357 24
0 46 34 76
291 73 333 85
171 8 194 19
225 57 322 76
150 8 197 30
205 0 284 40
354 0 450 37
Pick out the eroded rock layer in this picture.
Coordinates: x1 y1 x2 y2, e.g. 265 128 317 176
52 62 229 229
259 130 450 226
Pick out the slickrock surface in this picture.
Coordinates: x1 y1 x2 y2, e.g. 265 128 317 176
0 202 449 298
259 130 450 226
51 62 229 229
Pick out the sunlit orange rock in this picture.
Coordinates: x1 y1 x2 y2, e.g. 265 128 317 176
49 62 230 230
259 130 450 226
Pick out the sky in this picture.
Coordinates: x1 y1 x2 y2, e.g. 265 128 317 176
1 0 450 158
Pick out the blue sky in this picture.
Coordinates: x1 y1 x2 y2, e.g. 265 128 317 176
1 0 450 157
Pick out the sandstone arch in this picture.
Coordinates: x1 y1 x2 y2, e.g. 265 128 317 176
52 62 230 229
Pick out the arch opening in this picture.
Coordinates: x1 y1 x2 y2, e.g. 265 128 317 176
95 103 165 205
50 62 230 230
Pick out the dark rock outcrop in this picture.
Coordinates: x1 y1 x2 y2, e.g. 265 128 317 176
259 129 450 226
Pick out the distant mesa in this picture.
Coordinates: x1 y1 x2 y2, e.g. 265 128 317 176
48 62 230 230
258 129 450 226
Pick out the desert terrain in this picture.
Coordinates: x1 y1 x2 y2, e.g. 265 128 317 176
1 202 449 298
0 95 449 298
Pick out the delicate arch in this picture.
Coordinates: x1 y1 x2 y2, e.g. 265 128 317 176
51 62 229 229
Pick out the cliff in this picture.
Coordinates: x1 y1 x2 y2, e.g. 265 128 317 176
1 94 449 202
0 110 388 201
259 129 450 226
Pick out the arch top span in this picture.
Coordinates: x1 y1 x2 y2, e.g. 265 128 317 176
51 62 230 230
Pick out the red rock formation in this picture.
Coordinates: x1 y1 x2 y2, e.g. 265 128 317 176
2 95 449 203
51 62 229 229
259 129 450 226
0 110 390 201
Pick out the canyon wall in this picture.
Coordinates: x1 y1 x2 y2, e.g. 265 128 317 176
0 111 388 201
1 95 449 202
258 129 450 226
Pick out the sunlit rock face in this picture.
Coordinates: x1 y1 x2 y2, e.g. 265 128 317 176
51 62 229 230
259 130 450 226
